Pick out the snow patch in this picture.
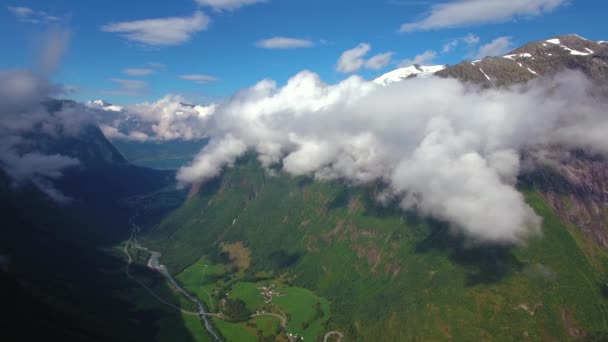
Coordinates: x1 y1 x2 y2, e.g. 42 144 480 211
527 68 539 76
86 99 124 112
546 38 561 45
585 48 594 54
560 45 591 56
503 53 532 60
479 68 491 81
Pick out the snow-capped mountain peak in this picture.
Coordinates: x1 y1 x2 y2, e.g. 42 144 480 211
373 64 446 86
86 99 123 112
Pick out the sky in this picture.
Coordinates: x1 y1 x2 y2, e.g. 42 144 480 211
1 0 607 105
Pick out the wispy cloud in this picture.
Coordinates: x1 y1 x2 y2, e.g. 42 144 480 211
195 0 267 11
336 43 393 73
180 74 218 84
100 11 210 46
256 37 314 49
442 33 480 53
400 0 568 32
475 36 514 58
7 6 60 24
123 68 155 76
399 50 437 67
365 52 394 70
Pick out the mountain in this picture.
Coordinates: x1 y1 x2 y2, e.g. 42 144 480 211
435 34 608 87
376 34 608 250
1 100 185 341
125 35 608 341
433 34 608 251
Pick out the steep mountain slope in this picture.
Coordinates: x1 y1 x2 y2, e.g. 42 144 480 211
140 155 608 341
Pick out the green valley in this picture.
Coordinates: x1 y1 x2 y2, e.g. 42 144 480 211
120 155 608 341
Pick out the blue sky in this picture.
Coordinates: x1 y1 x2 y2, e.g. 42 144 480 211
1 0 607 104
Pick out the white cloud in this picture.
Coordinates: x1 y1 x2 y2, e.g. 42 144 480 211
175 69 608 244
475 36 514 58
123 68 155 76
365 52 394 70
100 11 210 46
195 0 267 11
127 95 215 140
256 37 314 49
180 74 218 84
400 0 568 32
99 125 150 142
442 33 480 53
336 43 371 73
336 44 393 73
399 50 437 67
7 6 59 24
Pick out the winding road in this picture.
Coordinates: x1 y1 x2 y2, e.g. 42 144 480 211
123 219 222 341
323 331 344 342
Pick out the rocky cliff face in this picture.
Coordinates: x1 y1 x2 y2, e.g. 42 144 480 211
436 34 608 248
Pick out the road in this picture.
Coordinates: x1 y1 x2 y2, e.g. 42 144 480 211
250 312 288 329
123 218 222 341
323 331 344 342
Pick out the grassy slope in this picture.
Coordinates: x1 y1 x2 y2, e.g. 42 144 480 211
142 157 608 341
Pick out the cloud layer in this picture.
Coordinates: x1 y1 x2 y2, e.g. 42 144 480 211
100 11 210 46
400 0 567 32
174 69 608 244
98 95 215 142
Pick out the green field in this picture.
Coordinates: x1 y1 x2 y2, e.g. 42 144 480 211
135 155 608 341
